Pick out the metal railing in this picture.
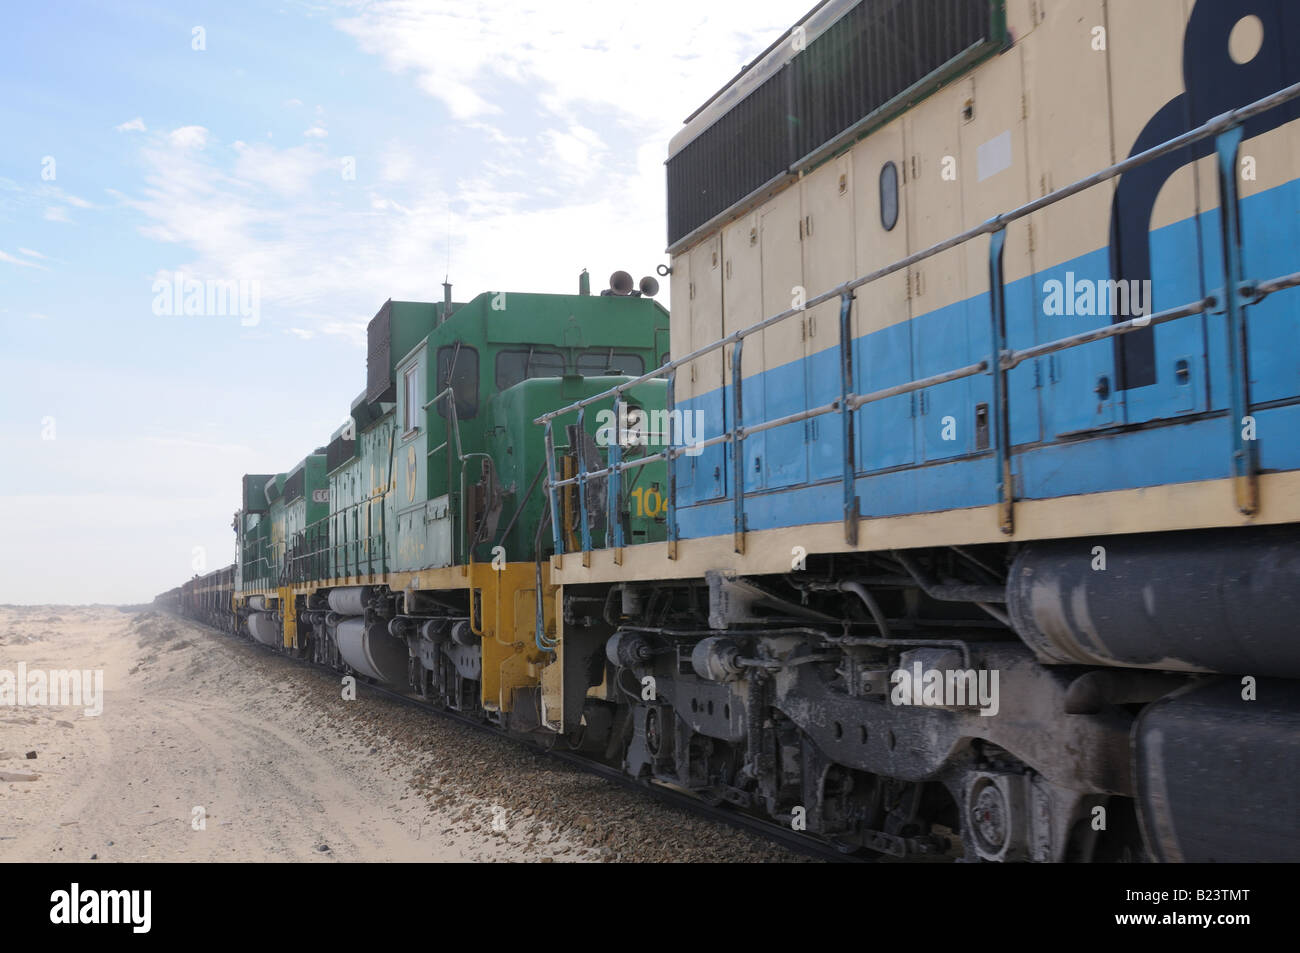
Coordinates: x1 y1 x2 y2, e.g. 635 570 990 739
240 536 280 593
424 385 492 566
238 386 484 593
311 493 387 582
239 489 392 592
536 80 1300 560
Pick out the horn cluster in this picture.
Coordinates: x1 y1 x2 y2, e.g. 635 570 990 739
602 270 660 298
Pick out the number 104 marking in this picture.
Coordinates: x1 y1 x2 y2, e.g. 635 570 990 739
628 486 664 517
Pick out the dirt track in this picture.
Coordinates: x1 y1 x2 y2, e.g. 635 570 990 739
0 606 804 863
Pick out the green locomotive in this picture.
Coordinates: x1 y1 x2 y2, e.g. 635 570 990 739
226 273 671 725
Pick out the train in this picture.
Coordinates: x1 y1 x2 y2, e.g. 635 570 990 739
169 0 1300 862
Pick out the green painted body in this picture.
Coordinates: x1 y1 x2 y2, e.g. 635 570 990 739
283 453 329 583
235 288 670 594
485 374 669 559
328 410 403 578
239 473 284 591
237 474 275 591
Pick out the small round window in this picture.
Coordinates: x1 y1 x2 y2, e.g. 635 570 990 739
879 161 899 232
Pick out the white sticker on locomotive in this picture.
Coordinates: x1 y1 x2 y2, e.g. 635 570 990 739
977 130 1012 182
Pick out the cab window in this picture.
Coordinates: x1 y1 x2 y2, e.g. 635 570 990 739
495 348 565 390
576 349 645 377
436 345 479 419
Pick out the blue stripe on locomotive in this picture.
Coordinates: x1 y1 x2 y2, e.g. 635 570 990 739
672 175 1300 539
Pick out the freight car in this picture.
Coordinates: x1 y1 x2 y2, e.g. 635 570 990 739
176 564 235 633
153 585 181 613
173 0 1300 863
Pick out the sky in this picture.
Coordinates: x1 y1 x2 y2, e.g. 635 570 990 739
0 0 796 604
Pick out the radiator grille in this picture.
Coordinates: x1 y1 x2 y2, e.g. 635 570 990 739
366 299 393 403
667 0 998 247
326 432 356 474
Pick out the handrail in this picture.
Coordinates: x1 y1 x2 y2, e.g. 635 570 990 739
242 381 494 592
536 79 1300 428
536 78 1300 559
424 385 492 564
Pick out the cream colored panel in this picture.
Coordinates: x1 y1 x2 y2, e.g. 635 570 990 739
723 211 766 489
852 119 911 335
958 44 1034 292
852 118 916 472
687 234 723 398
800 153 856 358
1237 116 1300 201
1108 0 1197 232
903 83 966 315
759 182 808 488
1198 120 1300 209
722 212 763 379
668 251 692 406
687 233 725 498
1022 0 1115 271
1003 0 1043 40
759 184 806 371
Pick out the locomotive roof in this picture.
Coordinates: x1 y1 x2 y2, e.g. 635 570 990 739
667 0 847 161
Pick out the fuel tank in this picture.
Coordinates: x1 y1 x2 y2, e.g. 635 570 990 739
1006 526 1300 677
327 586 372 616
1134 677 1300 862
247 611 281 647
335 617 409 684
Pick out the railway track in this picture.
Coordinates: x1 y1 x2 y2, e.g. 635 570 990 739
178 612 880 863
358 679 875 864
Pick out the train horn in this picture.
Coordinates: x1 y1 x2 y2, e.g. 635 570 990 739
638 275 660 297
609 271 634 295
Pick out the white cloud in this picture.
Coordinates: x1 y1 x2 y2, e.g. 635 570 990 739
378 144 415 183
539 124 607 185
168 125 210 149
284 98 304 107
231 140 333 195
111 2 792 340
43 206 70 222
115 117 147 132
18 248 46 258
303 124 328 138
464 121 524 148
333 0 793 140
65 194 93 209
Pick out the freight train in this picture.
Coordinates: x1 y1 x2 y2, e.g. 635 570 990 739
172 0 1300 862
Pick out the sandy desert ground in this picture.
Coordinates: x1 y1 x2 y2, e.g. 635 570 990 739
0 605 803 863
